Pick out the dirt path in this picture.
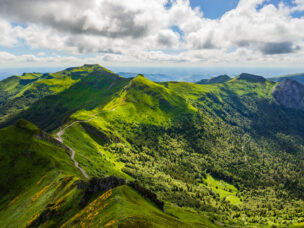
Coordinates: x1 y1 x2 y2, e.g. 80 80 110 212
55 109 116 179
56 115 101 179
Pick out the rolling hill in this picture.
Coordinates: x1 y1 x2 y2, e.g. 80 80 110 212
1 65 304 227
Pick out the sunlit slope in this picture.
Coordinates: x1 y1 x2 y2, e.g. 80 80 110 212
61 185 219 228
65 74 304 226
0 65 111 125
0 119 84 228
73 74 196 125
0 119 218 228
2 66 131 131
1 66 304 226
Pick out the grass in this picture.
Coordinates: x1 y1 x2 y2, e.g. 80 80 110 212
0 120 85 228
1 66 304 227
0 64 124 128
0 120 82 198
62 122 131 179
203 175 242 205
72 75 197 128
0 171 83 228
0 119 219 227
61 185 220 228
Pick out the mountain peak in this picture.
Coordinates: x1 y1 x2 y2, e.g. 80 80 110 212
65 64 104 72
236 73 266 83
83 64 102 68
14 119 40 134
197 74 231 84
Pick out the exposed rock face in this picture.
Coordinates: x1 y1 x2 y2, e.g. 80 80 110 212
272 79 304 111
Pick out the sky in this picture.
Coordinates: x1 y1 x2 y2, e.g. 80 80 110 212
1 0 304 69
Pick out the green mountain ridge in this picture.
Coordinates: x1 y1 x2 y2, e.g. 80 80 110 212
1 65 304 227
0 64 115 129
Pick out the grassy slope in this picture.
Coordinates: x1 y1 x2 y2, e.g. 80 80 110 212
203 174 242 205
0 119 81 197
0 64 112 126
0 120 85 228
2 68 304 226
61 185 219 228
62 122 130 179
71 75 196 128
64 75 304 226
0 119 218 228
2 66 131 132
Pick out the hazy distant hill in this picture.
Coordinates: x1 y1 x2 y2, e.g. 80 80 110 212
269 73 304 84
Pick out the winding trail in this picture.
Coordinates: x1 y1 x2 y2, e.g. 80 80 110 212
56 109 116 179
56 116 101 179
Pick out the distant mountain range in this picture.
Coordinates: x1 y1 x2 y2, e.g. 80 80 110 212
2 68 304 84
269 73 304 84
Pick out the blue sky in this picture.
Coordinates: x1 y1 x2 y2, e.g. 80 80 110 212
190 0 239 19
0 0 304 69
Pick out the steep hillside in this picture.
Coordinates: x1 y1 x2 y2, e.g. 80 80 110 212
1 66 304 226
63 73 304 226
196 75 231 84
62 185 218 228
0 119 85 227
1 65 131 131
0 120 217 228
0 64 113 126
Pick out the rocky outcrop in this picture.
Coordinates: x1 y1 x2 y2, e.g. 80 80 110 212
272 79 304 111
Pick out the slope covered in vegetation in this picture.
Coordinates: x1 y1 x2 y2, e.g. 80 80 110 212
64 72 304 226
0 119 217 228
0 119 84 227
1 65 304 227
0 64 119 128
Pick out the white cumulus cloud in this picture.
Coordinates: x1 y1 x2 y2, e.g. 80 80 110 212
0 0 304 67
